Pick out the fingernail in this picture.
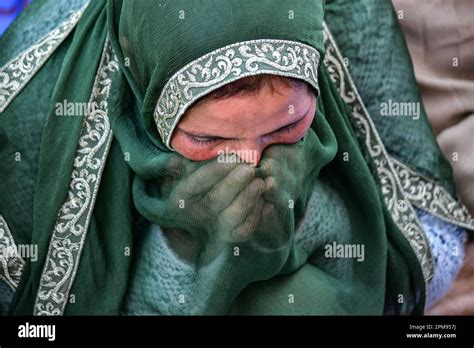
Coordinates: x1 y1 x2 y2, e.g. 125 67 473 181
265 176 276 190
237 164 254 178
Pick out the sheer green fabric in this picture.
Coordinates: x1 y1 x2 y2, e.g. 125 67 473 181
325 0 455 194
0 0 440 314
0 0 88 67
107 0 422 314
123 65 423 315
7 0 134 315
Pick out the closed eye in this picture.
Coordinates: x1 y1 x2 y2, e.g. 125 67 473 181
275 118 302 134
262 114 306 138
187 135 220 146
186 118 302 146
181 108 309 147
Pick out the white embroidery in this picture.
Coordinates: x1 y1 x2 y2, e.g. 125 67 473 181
0 4 88 113
320 25 474 233
0 215 25 290
153 39 321 148
34 38 118 316
393 159 474 230
323 23 435 282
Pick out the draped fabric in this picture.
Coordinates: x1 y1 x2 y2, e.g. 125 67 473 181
106 0 421 314
325 0 455 194
392 0 474 214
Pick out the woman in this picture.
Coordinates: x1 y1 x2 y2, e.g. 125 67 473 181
0 0 472 315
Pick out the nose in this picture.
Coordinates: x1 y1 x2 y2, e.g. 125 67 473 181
235 141 265 167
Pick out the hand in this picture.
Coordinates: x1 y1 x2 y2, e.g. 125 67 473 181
155 154 267 244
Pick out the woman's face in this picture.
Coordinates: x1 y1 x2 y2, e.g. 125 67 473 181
170 79 317 166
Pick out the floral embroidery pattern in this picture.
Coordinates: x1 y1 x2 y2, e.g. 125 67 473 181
323 23 435 282
34 39 118 316
0 215 25 290
393 159 474 230
0 4 88 113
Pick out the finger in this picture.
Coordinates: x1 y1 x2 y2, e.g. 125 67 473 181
231 195 265 242
177 160 239 197
253 202 278 239
217 177 265 236
258 157 291 190
258 157 277 178
183 159 201 177
260 201 290 234
256 202 290 246
163 154 187 177
262 176 292 209
259 143 304 179
262 176 278 202
262 201 276 221
204 164 255 211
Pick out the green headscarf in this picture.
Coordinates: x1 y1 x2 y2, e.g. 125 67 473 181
4 0 428 315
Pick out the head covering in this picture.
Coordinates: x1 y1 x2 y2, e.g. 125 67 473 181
7 0 427 314
113 0 324 150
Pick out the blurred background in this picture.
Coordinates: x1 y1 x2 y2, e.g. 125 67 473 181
393 0 474 316
0 0 31 35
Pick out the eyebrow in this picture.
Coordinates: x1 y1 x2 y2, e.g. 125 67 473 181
178 100 312 140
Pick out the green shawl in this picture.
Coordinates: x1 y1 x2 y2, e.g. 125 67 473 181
1 0 471 315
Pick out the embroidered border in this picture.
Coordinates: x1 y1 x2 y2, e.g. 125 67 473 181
0 3 88 113
393 159 474 230
153 39 321 149
322 23 435 282
33 39 118 316
0 215 25 290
